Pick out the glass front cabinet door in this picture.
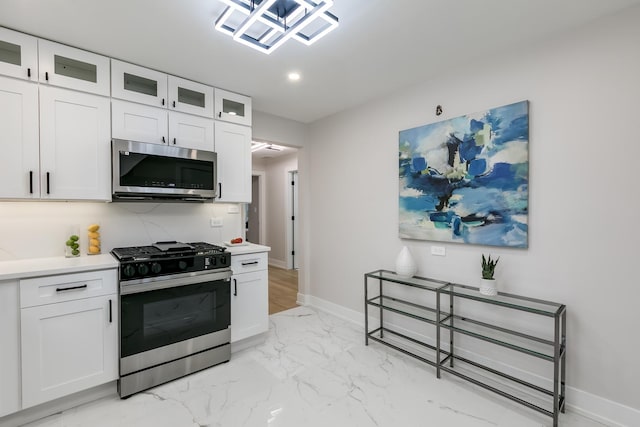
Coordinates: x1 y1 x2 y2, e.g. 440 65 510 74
38 39 110 96
214 88 252 126
168 76 214 118
0 27 38 81
111 59 168 108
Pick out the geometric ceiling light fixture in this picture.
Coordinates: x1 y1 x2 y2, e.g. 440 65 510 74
214 0 339 54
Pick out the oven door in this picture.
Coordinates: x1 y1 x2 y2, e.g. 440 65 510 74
120 273 230 375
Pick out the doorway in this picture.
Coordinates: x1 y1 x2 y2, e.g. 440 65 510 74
250 143 300 314
245 171 265 244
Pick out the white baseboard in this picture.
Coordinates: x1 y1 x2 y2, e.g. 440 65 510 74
300 293 640 427
268 259 287 269
296 292 307 306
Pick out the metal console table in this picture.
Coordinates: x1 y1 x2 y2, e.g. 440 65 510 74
364 270 567 427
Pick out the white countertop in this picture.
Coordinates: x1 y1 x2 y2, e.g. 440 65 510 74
0 243 270 282
221 243 271 255
0 254 118 281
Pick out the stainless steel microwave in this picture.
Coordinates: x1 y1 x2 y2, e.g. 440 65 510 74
112 139 217 202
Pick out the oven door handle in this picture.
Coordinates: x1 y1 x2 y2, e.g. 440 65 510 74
120 270 232 295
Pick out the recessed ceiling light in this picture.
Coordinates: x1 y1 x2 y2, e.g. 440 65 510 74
288 72 301 81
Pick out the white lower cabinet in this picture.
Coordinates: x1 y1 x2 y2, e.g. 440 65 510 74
0 280 21 417
231 252 268 342
19 270 118 409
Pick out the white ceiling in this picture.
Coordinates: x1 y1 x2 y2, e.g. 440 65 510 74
1 0 639 123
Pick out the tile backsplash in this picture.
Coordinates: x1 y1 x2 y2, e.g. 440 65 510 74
0 201 243 261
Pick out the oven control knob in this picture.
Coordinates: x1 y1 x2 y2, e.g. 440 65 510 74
178 260 188 270
220 256 227 265
137 263 149 276
123 264 136 278
151 262 162 274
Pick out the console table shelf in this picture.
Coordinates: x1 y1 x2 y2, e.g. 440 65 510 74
364 269 567 427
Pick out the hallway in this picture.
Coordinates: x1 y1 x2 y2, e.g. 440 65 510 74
268 265 298 314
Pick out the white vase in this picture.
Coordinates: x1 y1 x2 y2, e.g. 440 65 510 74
479 278 498 296
395 246 417 278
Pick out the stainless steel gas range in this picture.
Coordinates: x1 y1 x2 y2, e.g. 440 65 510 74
111 241 232 398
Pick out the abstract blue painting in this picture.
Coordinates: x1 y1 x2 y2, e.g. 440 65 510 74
399 101 529 248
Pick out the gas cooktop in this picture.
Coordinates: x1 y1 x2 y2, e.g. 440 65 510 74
111 241 226 262
112 241 230 281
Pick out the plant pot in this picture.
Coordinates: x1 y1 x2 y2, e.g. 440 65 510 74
395 246 417 278
479 278 497 296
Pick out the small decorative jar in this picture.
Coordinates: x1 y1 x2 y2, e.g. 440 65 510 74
87 223 101 255
64 226 81 257
395 246 417 278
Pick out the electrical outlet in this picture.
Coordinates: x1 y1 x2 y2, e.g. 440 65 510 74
210 217 223 227
227 205 240 214
431 246 446 256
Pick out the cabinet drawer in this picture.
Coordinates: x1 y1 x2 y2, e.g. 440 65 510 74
20 269 117 308
231 252 267 274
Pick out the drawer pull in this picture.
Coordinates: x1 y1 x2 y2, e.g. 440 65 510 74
56 284 88 292
233 278 237 296
241 261 259 266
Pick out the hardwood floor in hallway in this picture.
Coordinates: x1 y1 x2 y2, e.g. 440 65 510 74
268 265 298 314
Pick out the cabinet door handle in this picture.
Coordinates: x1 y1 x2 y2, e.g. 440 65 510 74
162 98 165 106
173 138 176 145
172 101 176 108
233 278 237 296
109 299 113 323
241 261 259 266
45 71 49 81
46 172 50 194
162 136 166 143
218 111 222 118
56 284 88 292
218 183 222 198
27 68 31 78
29 171 33 194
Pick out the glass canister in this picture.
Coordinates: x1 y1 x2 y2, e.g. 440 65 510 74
64 226 81 257
87 223 101 255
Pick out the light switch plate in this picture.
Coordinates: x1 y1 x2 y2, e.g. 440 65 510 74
431 246 446 256
227 205 240 214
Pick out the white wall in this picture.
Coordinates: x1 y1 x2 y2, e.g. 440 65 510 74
0 202 243 261
253 110 308 148
306 5 640 421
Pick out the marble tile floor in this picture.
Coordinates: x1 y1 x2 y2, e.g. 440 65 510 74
24 306 607 427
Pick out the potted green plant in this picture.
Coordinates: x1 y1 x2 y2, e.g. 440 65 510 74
480 254 499 296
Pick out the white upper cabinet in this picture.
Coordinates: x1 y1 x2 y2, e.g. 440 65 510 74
39 86 111 201
38 39 110 96
168 76 214 118
215 121 252 203
214 88 251 126
112 99 169 145
111 59 168 108
0 27 37 81
0 76 40 199
168 111 214 151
